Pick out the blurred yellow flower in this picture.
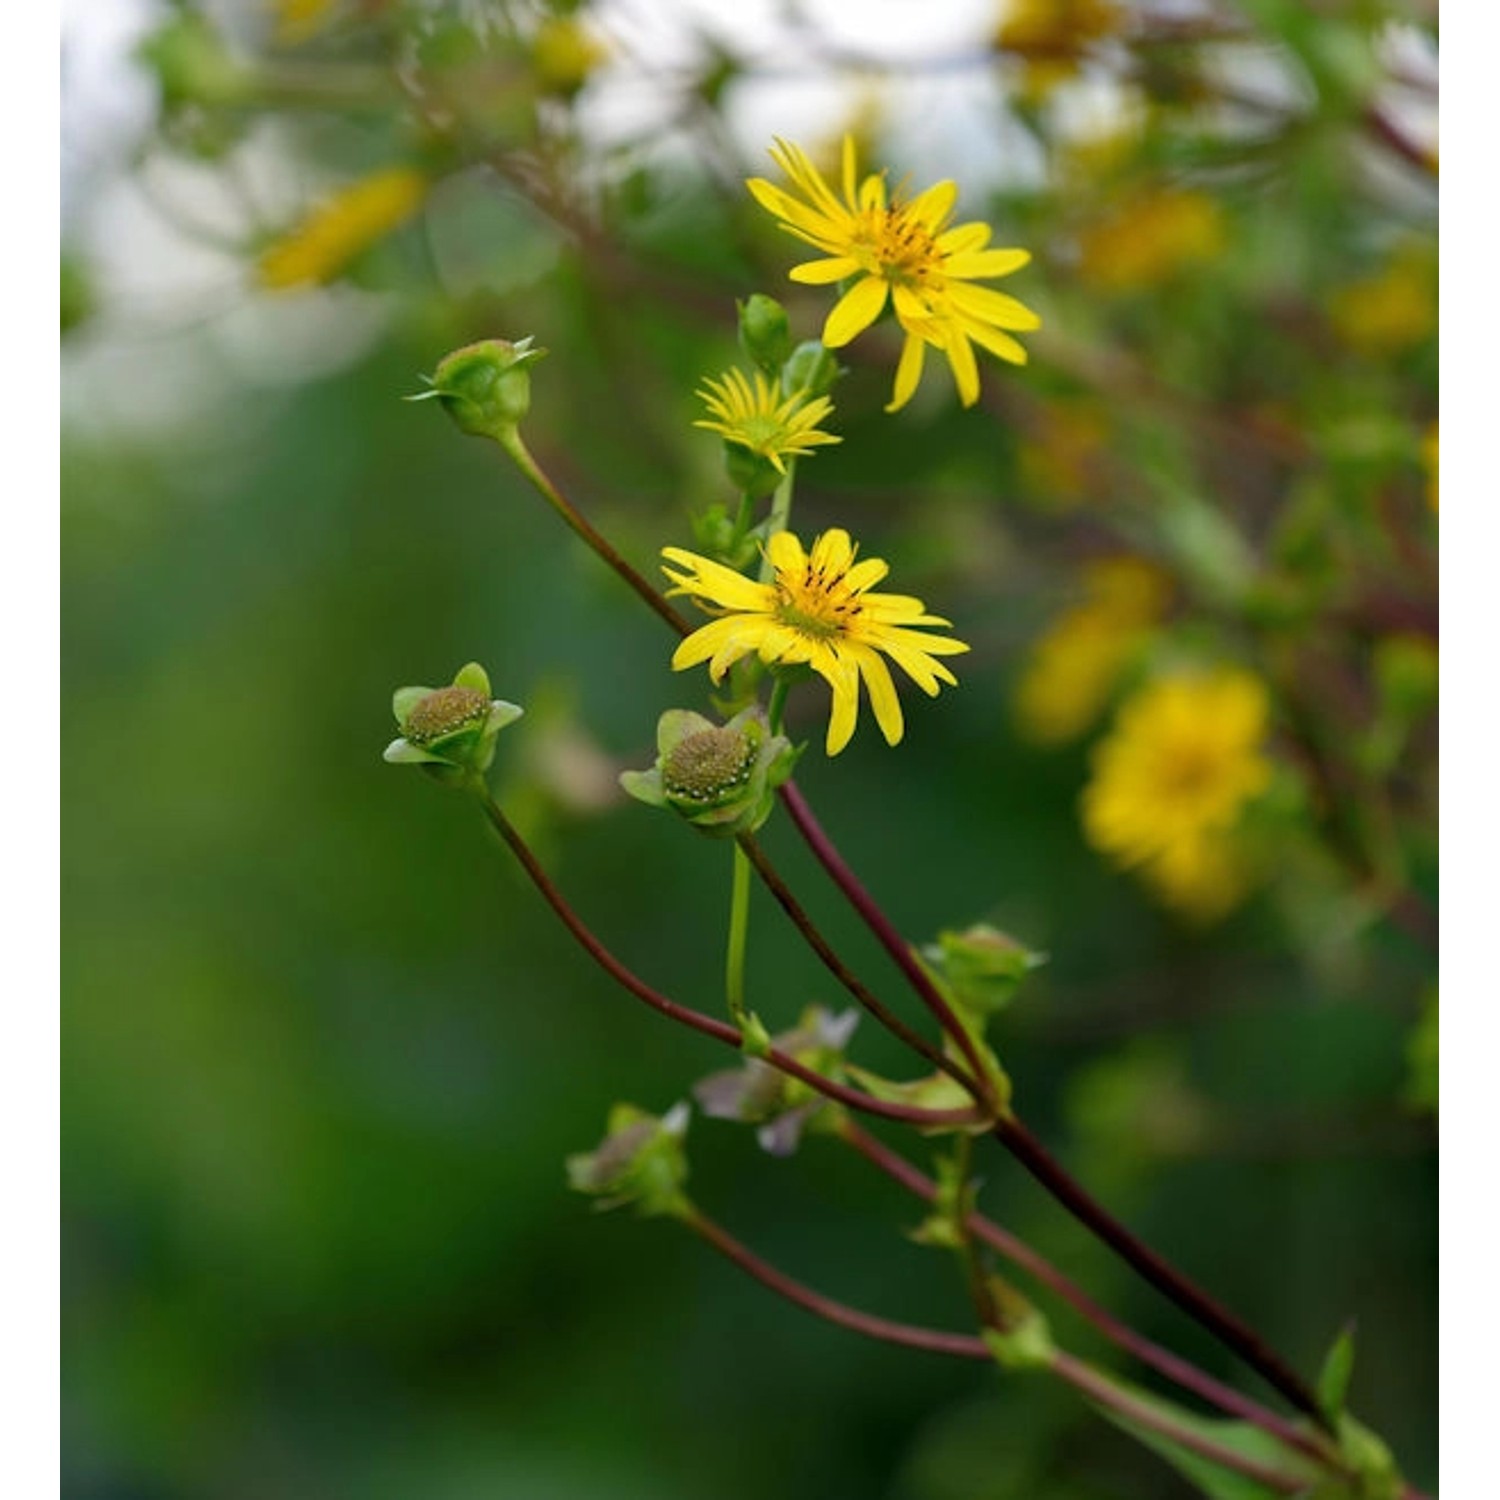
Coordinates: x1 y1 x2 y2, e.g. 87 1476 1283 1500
1017 400 1111 507
258 168 428 290
272 0 340 47
1014 558 1170 745
532 16 608 96
663 528 969 755
694 368 841 475
1329 249 1436 356
1076 188 1225 294
995 0 1124 94
747 136 1039 411
1081 669 1272 919
1422 421 1438 512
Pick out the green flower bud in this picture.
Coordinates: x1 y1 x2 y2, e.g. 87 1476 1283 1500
620 707 800 837
781 340 842 400
738 294 793 375
136 13 253 110
565 1101 691 1217
920 924 1046 1025
420 337 547 442
980 1282 1055 1371
384 661 523 782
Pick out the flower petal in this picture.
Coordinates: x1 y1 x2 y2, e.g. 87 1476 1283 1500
886 333 927 412
855 647 906 745
822 276 889 348
789 256 862 284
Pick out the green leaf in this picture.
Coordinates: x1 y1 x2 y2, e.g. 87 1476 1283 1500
1095 1374 1321 1500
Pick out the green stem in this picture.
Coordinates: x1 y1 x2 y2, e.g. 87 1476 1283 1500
725 844 753 1028
758 463 796 581
766 677 790 735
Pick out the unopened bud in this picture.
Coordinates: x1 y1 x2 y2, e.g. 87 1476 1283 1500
781 340 841 400
422 337 546 442
738 294 793 375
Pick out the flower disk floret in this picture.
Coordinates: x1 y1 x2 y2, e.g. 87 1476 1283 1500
662 528 969 756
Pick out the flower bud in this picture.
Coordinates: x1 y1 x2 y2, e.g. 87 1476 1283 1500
620 707 800 837
422 337 546 442
737 294 793 375
384 661 523 782
137 13 253 110
781 340 841 400
920 924 1045 1025
565 1101 691 1217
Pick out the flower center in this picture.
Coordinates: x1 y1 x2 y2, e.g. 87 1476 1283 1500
864 206 943 286
663 726 757 802
1156 743 1223 801
773 562 863 640
405 685 490 743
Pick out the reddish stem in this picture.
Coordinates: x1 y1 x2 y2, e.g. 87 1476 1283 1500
839 1120 1334 1469
475 790 981 1130
683 1208 991 1361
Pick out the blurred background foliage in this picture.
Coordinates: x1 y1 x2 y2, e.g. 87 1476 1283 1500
62 0 1436 1495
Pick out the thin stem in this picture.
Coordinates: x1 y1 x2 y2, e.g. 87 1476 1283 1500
1048 1351 1314 1496
994 1114 1327 1430
497 430 692 639
766 677 790 736
778 779 1324 1428
735 833 979 1092
680 1206 991 1361
838 1120 1336 1469
759 464 796 580
471 786 982 1130
777 781 997 1100
725 845 752 1027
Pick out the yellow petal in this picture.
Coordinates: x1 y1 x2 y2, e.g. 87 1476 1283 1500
672 616 760 675
823 276 889 348
818 651 862 755
905 179 958 231
661 550 774 612
764 530 807 577
946 281 1042 330
944 246 1031 279
855 647 906 745
789 256 862 284
886 333 927 412
809 528 855 575
944 330 981 406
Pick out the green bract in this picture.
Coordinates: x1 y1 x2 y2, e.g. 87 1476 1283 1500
620 706 800 837
737 293 793 375
417 337 547 442
920 924 1046 1027
384 662 523 781
565 1102 691 1217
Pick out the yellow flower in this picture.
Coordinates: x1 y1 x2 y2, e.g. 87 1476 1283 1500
663 528 970 755
532 16 608 97
694 368 841 475
1076 188 1225 294
1422 421 1438 512
1014 558 1170 745
995 0 1125 94
1081 669 1272 918
747 137 1040 411
1329 248 1436 356
257 168 428 290
273 0 341 46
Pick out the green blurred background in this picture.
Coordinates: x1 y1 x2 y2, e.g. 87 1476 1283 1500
63 2 1437 1496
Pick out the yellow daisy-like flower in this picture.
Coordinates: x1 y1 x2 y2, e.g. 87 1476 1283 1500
257 167 428 291
694 368 841 475
663 528 970 755
1081 669 1272 919
747 137 1040 412
1013 557 1170 745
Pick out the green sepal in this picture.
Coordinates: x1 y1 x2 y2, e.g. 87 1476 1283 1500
843 1064 985 1136
980 1284 1055 1371
919 923 1046 1026
1331 1413 1402 1500
1316 1323 1357 1424
907 1146 975 1250
385 663 524 778
781 340 841 399
424 337 547 443
738 1010 773 1059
